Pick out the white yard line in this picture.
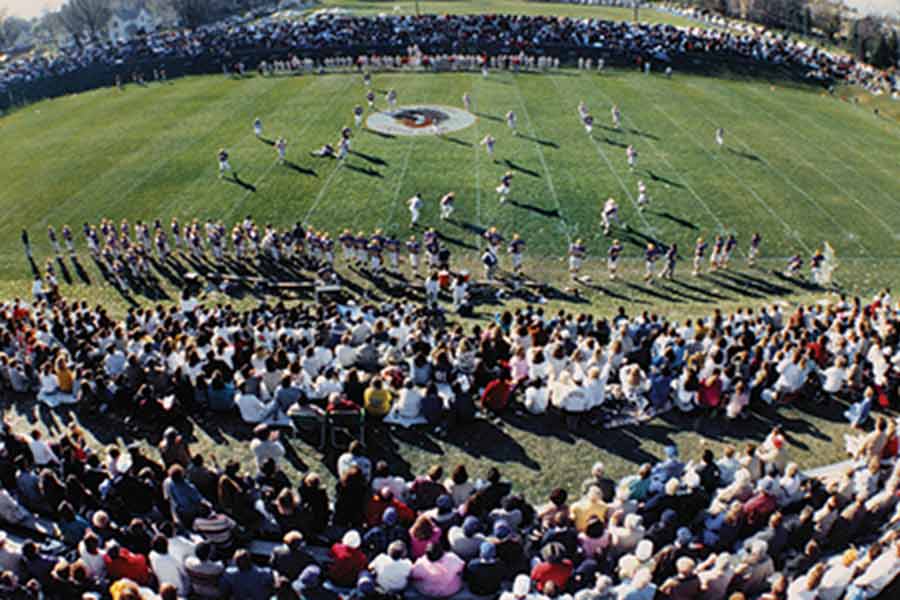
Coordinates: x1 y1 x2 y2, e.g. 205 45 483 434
702 82 897 235
548 75 653 236
596 77 735 251
743 85 900 209
381 135 418 230
643 93 812 254
750 86 900 183
513 75 573 244
679 81 869 255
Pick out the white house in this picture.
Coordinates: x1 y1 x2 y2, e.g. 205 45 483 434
107 5 160 43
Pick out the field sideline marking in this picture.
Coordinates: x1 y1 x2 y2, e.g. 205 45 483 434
512 75 573 245
302 160 345 225
742 85 900 206
591 76 739 253
678 80 870 255
546 76 652 236
640 88 811 254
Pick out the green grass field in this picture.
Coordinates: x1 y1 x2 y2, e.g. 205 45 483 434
2 59 900 499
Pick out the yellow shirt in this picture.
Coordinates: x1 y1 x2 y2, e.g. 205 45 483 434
56 367 74 393
364 388 392 417
570 498 608 531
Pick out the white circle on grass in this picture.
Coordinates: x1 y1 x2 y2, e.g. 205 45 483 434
366 105 476 136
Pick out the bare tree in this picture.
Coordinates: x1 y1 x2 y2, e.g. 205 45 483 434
168 0 210 29
61 0 112 40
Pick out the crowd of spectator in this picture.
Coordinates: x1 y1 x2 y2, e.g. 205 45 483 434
0 273 898 597
2 11 894 95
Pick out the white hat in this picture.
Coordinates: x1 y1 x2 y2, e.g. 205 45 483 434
512 574 530 597
342 530 361 549
636 539 654 561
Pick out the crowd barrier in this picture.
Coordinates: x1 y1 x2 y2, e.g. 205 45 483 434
1 45 814 112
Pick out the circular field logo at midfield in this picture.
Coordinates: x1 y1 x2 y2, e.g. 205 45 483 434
366 105 476 136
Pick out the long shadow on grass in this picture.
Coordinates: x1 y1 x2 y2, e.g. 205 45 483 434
625 281 684 303
716 270 793 296
349 150 388 166
224 176 256 192
441 136 473 148
627 128 661 141
518 133 559 149
599 136 628 149
509 200 559 219
436 231 477 251
284 161 318 176
576 279 641 303
648 210 697 230
363 128 396 139
646 170 685 189
701 272 767 299
668 278 731 301
70 257 92 285
55 257 72 285
345 164 383 178
502 159 541 178
446 219 486 237
726 147 762 162
474 112 503 122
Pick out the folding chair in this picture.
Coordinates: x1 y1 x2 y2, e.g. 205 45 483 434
288 405 327 450
328 408 365 448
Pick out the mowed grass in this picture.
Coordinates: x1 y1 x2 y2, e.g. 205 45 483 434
2 69 899 270
2 67 900 498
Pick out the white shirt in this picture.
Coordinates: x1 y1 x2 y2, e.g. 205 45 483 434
822 366 846 393
852 549 900 596
149 550 190 596
370 554 412 592
29 439 58 466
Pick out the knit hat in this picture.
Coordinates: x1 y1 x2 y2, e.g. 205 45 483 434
462 516 481 537
297 565 320 589
356 574 376 594
479 541 496 560
676 527 693 546
493 519 511 539
382 507 398 526
436 494 453 512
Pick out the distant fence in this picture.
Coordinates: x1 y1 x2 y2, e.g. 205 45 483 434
1 45 814 112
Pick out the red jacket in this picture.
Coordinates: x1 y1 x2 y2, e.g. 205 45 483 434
531 560 573 592
365 495 416 527
104 548 151 585
743 492 777 528
481 379 511 412
328 543 368 587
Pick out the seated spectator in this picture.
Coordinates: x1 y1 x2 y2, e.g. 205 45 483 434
220 549 275 600
328 530 367 588
369 540 413 594
409 542 464 598
184 541 224 599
